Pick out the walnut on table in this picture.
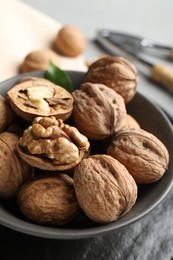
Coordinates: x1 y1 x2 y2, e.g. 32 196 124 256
17 116 90 171
107 128 169 184
19 49 60 73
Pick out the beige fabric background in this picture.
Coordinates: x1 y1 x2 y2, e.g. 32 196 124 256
0 0 86 82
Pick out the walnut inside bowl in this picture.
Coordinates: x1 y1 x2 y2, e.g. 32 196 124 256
17 116 90 171
0 70 172 240
7 77 73 122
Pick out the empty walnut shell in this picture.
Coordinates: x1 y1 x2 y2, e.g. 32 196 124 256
0 132 31 199
74 154 137 224
20 49 60 73
107 128 169 184
7 78 73 122
17 116 90 171
72 82 127 140
85 56 138 103
0 95 14 132
18 175 80 225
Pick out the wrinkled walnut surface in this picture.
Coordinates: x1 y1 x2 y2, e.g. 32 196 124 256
18 175 79 225
72 82 127 140
20 49 60 73
17 116 90 171
74 154 137 224
85 56 138 103
7 78 73 122
0 132 31 199
0 95 14 132
107 128 169 184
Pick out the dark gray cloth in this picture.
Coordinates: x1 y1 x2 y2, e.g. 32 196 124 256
0 187 172 260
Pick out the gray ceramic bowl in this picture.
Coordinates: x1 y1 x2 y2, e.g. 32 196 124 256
0 71 173 239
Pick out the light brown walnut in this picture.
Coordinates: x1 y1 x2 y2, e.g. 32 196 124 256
125 114 140 129
107 128 169 184
85 56 138 103
7 78 73 122
20 49 60 73
72 82 127 140
0 132 31 199
17 116 90 171
18 175 80 225
74 154 137 224
54 25 86 57
0 95 14 132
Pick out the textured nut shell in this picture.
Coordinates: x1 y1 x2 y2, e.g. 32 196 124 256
107 128 169 184
20 49 60 73
54 26 86 57
125 114 140 129
0 132 31 199
74 154 137 224
18 175 79 225
0 95 14 132
72 82 127 140
7 79 73 122
85 56 138 103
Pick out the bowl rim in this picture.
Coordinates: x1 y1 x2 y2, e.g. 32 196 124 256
0 70 173 240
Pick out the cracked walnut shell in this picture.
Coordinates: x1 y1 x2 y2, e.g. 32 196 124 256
107 128 169 184
17 116 90 171
74 154 137 224
18 175 80 225
72 82 127 140
7 78 73 122
85 56 138 103
0 132 31 199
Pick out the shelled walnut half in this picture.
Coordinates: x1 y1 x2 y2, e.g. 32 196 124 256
7 78 73 122
17 116 90 171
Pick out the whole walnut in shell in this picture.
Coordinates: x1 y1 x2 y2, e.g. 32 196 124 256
85 56 138 103
54 25 86 57
7 78 73 122
0 132 31 199
74 154 137 224
0 95 14 132
20 49 60 73
125 114 140 129
18 175 80 225
107 128 169 184
72 82 127 140
17 116 90 171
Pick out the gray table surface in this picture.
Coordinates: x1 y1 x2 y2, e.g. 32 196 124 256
0 1 173 259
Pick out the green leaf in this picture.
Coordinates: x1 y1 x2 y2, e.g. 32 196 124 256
44 61 73 93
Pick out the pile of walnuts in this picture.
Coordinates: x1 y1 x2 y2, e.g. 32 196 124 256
0 56 169 226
